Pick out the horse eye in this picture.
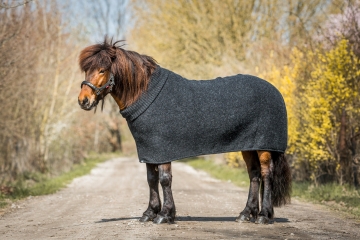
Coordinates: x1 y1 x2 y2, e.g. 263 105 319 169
99 69 105 74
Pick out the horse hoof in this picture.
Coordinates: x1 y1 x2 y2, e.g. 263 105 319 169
235 214 251 223
255 216 269 224
153 215 174 224
139 215 152 222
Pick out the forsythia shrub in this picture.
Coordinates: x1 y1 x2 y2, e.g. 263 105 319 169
225 152 244 168
261 39 360 183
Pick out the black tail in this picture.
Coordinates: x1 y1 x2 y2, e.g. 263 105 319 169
271 152 292 207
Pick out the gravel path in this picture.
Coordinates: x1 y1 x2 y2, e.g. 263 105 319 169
1 157 359 239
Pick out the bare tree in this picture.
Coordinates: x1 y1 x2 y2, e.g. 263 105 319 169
0 0 112 182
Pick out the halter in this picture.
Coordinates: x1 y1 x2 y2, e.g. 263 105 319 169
81 73 115 96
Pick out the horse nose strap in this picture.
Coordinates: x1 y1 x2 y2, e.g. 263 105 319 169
81 73 115 96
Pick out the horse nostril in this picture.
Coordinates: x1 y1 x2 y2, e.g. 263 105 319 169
79 97 89 106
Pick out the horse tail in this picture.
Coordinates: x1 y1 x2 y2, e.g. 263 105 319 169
271 152 292 207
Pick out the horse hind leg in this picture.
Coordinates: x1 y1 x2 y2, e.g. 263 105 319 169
153 162 176 224
256 150 274 224
139 163 161 222
236 151 261 223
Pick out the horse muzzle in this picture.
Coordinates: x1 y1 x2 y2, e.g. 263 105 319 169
78 96 98 111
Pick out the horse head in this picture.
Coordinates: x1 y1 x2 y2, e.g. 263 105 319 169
77 39 117 111
77 38 157 111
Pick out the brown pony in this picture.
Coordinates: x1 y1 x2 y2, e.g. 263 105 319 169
78 38 291 224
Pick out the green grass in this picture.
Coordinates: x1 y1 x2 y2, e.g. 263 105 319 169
0 153 117 209
183 157 360 219
292 181 360 218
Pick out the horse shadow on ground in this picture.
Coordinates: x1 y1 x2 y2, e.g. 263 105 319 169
95 216 289 223
176 216 289 223
95 217 139 223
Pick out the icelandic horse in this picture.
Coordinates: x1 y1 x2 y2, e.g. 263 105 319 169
77 38 291 224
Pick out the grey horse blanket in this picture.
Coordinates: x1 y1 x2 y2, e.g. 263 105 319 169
120 66 287 164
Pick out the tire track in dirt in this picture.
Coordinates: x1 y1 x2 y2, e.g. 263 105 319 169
0 157 359 239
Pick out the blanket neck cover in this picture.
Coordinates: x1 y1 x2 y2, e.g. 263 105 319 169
120 66 287 164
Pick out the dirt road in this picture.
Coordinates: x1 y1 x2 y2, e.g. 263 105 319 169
1 157 359 239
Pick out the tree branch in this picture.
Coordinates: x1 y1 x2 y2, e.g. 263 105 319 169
351 132 360 141
0 0 34 9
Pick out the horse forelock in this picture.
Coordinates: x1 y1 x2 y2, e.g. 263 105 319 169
79 41 114 73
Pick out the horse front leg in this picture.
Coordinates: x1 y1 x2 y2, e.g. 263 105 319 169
236 151 261 223
139 163 161 222
256 151 274 224
153 162 176 224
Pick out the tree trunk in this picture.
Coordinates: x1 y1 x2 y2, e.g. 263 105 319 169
350 131 360 188
338 109 353 185
109 124 122 152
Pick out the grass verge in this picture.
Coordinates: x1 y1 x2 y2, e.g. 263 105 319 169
0 153 117 209
183 157 360 219
292 181 360 218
